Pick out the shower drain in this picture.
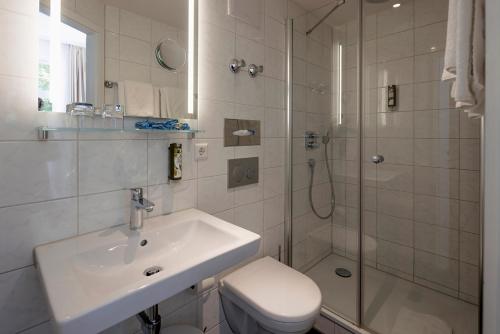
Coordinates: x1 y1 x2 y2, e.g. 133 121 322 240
335 268 352 278
143 266 163 277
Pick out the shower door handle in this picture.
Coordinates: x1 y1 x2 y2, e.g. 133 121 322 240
371 155 384 164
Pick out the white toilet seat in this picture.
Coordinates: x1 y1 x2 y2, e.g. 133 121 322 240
219 257 322 333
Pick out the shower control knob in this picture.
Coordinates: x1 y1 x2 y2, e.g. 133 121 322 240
248 64 264 77
229 58 246 73
371 155 384 164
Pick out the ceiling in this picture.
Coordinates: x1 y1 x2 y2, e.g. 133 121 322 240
103 0 188 30
292 0 359 27
293 0 402 28
101 0 401 33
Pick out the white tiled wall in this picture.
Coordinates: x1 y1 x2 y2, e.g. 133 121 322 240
196 0 288 267
0 0 288 333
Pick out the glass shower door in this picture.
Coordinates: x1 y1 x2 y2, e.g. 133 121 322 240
360 0 481 333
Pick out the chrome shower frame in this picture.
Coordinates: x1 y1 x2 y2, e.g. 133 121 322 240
285 18 294 267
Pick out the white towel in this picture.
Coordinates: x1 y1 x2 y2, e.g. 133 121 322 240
391 308 453 334
153 87 161 119
471 0 485 112
442 0 485 118
118 80 158 118
159 86 187 119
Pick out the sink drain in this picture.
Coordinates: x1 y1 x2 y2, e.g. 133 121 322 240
143 266 163 277
335 268 352 278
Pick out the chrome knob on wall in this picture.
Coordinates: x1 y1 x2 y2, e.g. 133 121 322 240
248 64 264 77
229 58 246 73
371 155 384 164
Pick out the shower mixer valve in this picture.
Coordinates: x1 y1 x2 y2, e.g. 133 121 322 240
305 131 320 150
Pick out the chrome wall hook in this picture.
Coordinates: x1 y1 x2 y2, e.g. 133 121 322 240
248 64 264 77
229 58 246 73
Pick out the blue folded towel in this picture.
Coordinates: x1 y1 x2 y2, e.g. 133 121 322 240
135 119 190 130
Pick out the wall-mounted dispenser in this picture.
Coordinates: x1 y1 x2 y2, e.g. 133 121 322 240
224 118 260 146
387 85 397 108
168 143 182 180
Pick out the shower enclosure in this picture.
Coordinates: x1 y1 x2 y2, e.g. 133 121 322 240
285 0 482 333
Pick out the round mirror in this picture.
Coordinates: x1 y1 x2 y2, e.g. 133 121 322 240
155 39 186 71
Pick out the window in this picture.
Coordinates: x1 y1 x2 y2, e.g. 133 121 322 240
38 11 87 112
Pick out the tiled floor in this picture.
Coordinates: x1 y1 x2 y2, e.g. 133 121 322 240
312 321 355 334
306 254 479 334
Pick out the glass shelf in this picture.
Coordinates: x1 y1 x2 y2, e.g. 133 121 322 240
37 126 202 140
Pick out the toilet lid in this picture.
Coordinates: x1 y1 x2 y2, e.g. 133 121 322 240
220 257 322 323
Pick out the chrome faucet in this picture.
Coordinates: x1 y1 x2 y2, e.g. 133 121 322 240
130 188 154 230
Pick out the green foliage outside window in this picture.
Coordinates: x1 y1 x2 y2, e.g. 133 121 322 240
38 63 52 112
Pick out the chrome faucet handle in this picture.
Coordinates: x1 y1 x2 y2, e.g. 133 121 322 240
131 188 154 212
131 188 143 201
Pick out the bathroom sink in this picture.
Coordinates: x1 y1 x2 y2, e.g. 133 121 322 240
35 208 261 334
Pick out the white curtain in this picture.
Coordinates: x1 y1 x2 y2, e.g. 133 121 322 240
68 45 86 103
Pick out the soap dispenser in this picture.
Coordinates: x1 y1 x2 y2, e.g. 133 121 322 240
168 143 182 180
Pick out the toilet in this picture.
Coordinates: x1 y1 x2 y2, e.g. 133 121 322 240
219 257 322 334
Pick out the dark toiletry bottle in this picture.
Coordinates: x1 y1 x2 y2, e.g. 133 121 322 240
169 143 182 180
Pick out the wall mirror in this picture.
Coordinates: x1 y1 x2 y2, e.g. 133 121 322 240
38 0 198 119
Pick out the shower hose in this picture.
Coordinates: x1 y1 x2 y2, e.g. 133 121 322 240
308 138 336 219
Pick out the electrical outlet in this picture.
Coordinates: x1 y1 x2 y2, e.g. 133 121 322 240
195 143 208 160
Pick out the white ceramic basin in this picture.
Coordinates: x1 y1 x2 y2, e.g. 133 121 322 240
35 208 261 334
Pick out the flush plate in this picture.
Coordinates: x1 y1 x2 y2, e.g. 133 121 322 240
224 118 260 146
228 157 259 188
